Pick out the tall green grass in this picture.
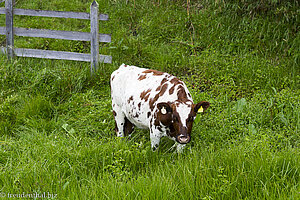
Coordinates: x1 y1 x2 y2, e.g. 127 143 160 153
0 0 299 199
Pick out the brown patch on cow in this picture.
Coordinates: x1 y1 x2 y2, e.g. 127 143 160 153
127 96 134 103
161 78 168 85
156 85 160 91
138 74 147 80
111 75 115 81
113 110 117 117
143 69 164 76
138 102 141 110
147 111 151 118
140 89 151 101
156 82 169 92
177 85 188 101
170 77 182 85
149 84 168 111
145 94 150 101
169 85 176 95
169 77 183 95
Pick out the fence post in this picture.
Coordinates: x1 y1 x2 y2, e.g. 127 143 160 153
5 0 14 59
90 0 99 74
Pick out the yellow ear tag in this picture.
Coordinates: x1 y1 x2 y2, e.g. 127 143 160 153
198 106 204 113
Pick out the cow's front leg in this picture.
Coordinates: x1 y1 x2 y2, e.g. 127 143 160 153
150 128 161 151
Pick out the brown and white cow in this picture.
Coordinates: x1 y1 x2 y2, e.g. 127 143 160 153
110 64 210 151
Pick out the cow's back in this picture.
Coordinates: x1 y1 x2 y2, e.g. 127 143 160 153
111 64 144 105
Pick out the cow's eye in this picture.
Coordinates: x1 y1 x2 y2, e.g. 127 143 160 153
188 116 194 122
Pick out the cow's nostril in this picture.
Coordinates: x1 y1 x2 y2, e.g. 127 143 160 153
177 135 190 144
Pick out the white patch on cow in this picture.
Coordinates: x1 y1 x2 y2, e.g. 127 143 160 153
176 103 192 128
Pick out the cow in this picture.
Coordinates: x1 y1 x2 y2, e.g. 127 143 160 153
110 64 210 152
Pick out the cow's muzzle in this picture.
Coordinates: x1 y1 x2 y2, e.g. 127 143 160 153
176 134 191 144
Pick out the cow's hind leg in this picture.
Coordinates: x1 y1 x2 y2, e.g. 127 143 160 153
113 107 134 137
113 106 126 137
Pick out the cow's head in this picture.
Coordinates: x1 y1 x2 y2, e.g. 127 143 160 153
156 101 210 144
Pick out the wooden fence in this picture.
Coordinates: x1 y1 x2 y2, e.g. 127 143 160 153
0 0 111 73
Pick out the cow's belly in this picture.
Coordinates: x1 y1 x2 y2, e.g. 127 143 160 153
127 116 149 129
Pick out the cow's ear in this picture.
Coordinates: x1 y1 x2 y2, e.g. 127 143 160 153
157 102 172 115
194 101 210 114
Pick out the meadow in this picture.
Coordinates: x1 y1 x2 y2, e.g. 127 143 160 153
0 0 299 199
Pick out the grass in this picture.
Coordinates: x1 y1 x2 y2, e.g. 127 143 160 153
0 0 299 199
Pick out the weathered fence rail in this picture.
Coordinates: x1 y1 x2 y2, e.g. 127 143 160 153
0 27 111 42
0 0 111 73
0 8 109 20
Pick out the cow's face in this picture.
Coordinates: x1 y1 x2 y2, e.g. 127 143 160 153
156 101 210 144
